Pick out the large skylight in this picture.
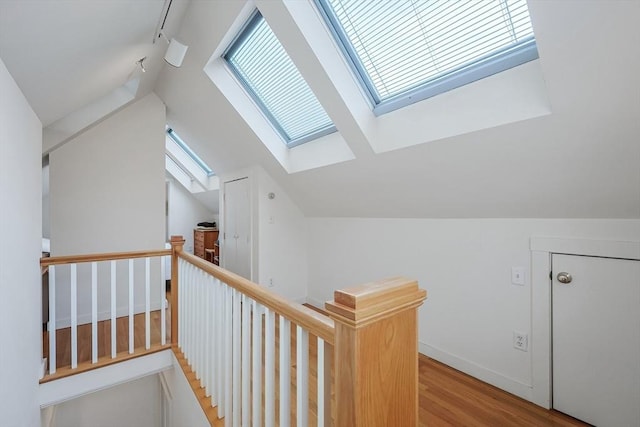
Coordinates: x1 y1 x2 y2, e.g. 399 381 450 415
316 0 538 115
224 11 336 147
166 128 214 176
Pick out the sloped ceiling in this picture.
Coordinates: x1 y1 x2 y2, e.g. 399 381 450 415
2 0 639 218
155 0 640 218
0 0 187 127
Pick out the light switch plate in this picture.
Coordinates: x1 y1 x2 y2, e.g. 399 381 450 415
511 267 526 285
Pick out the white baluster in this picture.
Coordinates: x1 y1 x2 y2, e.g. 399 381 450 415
215 279 223 412
202 270 208 388
184 263 191 362
279 316 291 427
198 269 202 370
145 257 150 350
233 289 241 427
242 294 251 426
70 263 78 369
203 273 211 396
265 308 275 427
296 326 309 427
91 262 98 364
252 301 262 427
317 337 325 427
49 265 56 374
191 266 202 380
207 275 215 398
223 285 232 420
211 277 222 406
160 255 166 346
198 269 206 384
191 265 197 367
128 259 134 354
189 264 195 363
178 259 183 349
111 261 116 358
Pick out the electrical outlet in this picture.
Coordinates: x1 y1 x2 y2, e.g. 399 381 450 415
513 331 528 351
268 278 274 288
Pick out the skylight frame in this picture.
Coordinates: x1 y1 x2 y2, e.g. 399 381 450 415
223 10 337 148
315 0 539 116
166 128 215 176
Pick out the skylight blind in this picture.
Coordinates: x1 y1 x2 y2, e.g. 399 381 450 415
225 12 335 146
317 0 537 112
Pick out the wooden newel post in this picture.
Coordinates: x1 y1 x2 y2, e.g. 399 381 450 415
170 235 185 346
326 277 427 427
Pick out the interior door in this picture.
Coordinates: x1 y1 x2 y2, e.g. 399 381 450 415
552 254 640 426
223 177 251 280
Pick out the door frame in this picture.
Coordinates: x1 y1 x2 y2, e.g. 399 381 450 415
529 237 640 408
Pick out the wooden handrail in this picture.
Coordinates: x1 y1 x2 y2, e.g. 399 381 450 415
177 250 335 345
40 248 172 267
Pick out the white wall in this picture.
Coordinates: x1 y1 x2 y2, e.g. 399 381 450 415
49 94 166 325
42 160 50 238
168 179 217 254
256 167 308 301
0 57 43 427
165 357 210 427
306 218 640 400
53 374 162 427
219 166 308 300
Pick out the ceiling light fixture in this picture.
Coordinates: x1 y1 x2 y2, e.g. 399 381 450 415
152 0 188 68
137 57 147 73
158 32 188 67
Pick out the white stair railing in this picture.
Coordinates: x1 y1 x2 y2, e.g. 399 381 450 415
41 249 171 376
176 253 334 427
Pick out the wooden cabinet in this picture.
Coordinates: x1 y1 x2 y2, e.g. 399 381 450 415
194 229 218 259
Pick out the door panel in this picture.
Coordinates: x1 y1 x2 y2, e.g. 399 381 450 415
223 178 251 280
552 254 640 426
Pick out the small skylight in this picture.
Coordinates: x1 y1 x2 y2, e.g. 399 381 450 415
224 11 336 147
166 128 214 176
316 0 538 115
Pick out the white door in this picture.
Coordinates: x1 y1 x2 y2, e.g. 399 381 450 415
552 254 640 426
223 178 251 280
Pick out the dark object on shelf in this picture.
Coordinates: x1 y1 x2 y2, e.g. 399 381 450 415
197 221 216 228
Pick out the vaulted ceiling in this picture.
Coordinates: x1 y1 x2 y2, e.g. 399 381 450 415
1 0 638 218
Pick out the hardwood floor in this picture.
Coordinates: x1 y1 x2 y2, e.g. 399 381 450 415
44 308 168 371
418 355 585 426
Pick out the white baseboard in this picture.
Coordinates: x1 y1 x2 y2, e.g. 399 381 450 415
420 342 533 402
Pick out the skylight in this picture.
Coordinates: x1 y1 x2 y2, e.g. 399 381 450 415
316 0 538 115
166 128 214 176
224 11 336 147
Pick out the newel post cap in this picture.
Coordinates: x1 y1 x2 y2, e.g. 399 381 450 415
170 235 185 249
325 277 427 328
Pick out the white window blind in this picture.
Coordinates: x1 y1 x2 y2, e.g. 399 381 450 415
224 11 336 147
316 0 538 115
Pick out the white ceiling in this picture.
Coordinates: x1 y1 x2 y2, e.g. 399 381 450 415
1 0 639 218
0 0 187 127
